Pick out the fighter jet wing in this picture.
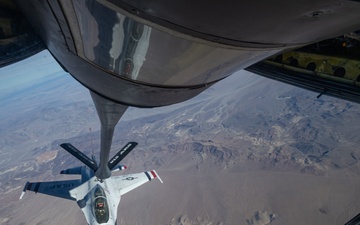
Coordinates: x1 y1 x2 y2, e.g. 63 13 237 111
20 180 81 200
111 170 162 195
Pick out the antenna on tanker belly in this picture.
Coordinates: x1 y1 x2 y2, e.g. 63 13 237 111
89 127 95 156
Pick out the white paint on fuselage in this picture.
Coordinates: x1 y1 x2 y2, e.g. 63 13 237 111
72 167 121 225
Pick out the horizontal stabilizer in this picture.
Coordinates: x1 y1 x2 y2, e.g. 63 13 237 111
111 165 127 172
108 142 137 170
60 166 82 175
60 143 97 171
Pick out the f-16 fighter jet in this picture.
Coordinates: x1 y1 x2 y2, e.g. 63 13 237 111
20 142 163 225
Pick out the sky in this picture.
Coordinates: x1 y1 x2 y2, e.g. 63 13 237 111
0 50 65 92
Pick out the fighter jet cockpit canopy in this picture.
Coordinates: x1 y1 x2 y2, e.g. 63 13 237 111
92 186 110 223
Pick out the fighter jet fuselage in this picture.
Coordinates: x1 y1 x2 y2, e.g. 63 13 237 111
20 142 163 225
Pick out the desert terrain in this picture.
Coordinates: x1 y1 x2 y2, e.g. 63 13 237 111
1 52 360 224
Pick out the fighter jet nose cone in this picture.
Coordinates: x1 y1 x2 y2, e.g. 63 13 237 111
95 163 111 180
